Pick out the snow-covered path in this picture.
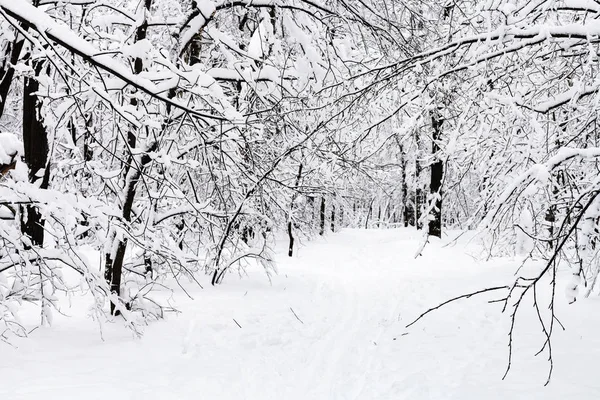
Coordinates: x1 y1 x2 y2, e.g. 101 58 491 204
3 229 600 399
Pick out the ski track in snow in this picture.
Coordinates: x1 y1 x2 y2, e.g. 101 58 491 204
3 228 600 399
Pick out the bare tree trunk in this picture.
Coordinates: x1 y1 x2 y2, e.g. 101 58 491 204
307 196 315 230
105 0 154 314
288 163 303 257
105 143 157 314
3 3 39 235
415 130 423 229
394 134 409 227
428 113 443 238
21 60 49 246
365 198 374 229
331 203 336 233
401 147 408 227
123 0 152 176
319 197 326 236
0 18 30 118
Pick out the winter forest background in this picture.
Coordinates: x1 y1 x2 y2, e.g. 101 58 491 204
2 0 600 397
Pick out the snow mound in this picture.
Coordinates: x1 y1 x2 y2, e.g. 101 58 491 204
0 132 22 165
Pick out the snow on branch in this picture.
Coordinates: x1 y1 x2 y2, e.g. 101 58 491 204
0 0 226 122
533 83 600 113
483 147 600 227
177 1 216 57
214 0 335 16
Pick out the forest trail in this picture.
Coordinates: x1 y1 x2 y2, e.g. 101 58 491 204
3 229 600 399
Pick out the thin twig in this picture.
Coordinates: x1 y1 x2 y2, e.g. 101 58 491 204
290 307 304 324
405 285 510 328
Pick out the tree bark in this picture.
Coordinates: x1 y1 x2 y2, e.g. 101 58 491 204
365 198 374 229
21 60 49 246
105 0 154 314
288 163 303 257
0 39 26 119
331 204 336 233
307 196 315 230
105 143 156 314
428 113 443 238
401 149 408 227
319 197 326 235
414 130 423 229
0 1 36 120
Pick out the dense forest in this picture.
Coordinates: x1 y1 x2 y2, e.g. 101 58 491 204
1 0 600 369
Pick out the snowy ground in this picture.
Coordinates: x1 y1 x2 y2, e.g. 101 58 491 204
3 228 600 399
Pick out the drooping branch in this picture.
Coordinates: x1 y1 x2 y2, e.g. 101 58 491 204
405 285 510 329
0 0 226 122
